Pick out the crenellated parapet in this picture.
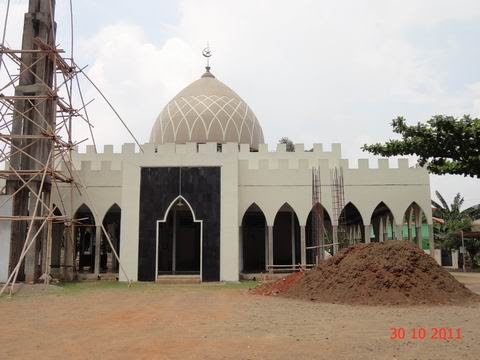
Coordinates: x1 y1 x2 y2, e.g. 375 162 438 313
69 142 428 182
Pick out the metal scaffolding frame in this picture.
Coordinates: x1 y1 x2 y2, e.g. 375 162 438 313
331 166 346 251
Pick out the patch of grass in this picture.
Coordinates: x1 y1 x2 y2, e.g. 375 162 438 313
0 280 259 301
57 280 131 293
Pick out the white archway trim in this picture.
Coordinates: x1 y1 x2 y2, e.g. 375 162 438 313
155 195 203 280
240 202 267 223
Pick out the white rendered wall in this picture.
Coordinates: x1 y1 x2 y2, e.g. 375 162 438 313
54 141 432 282
0 195 12 282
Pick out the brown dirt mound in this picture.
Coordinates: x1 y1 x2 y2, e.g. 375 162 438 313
254 241 480 305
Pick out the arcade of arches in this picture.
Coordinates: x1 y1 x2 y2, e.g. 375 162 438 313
240 201 432 273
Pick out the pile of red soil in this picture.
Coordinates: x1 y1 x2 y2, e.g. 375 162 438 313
253 241 480 305
251 271 305 296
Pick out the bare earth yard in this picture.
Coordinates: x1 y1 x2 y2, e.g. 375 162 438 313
1 273 479 360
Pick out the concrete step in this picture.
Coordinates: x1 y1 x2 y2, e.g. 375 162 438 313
156 275 201 284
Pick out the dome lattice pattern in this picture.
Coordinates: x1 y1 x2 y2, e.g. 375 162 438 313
150 71 264 149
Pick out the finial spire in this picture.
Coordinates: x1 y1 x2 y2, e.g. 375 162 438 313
202 42 212 72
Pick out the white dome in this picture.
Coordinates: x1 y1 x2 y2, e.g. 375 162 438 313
150 69 264 150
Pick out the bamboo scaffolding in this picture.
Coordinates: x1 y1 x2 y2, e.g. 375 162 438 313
0 0 136 294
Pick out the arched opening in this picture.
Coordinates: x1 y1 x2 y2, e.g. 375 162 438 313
50 205 65 277
101 204 121 274
241 203 266 273
74 204 96 273
370 202 395 242
403 202 428 248
157 197 201 275
338 202 364 246
306 203 333 263
272 203 301 268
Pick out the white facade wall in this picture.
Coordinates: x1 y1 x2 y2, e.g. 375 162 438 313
0 196 12 283
52 142 432 282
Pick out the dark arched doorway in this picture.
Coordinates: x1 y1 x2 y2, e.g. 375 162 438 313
272 203 301 268
50 205 65 277
74 204 96 273
339 202 364 247
306 203 333 263
157 197 201 275
370 202 395 242
241 203 267 273
101 204 121 273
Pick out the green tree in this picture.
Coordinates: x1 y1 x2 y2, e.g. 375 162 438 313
279 137 295 152
362 115 480 177
432 191 480 266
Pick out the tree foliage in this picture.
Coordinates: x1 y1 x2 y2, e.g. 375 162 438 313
279 137 295 152
432 191 480 266
362 115 480 177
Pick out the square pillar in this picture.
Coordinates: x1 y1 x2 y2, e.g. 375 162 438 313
407 208 414 242
428 224 434 256
394 224 403 240
378 217 384 242
300 225 306 265
332 225 338 255
268 225 273 273
94 226 101 276
238 226 243 273
416 226 422 249
364 225 371 244
63 225 74 280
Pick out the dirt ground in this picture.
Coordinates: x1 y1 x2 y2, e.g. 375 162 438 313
1 273 479 360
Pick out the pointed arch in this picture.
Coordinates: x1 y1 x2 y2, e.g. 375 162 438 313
74 203 95 225
240 202 267 222
306 203 333 262
241 203 267 273
161 195 201 223
339 202 365 245
403 201 428 248
369 202 396 242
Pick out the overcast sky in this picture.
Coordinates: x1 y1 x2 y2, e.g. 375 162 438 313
1 0 479 207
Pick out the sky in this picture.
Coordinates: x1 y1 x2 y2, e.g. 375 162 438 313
1 0 479 207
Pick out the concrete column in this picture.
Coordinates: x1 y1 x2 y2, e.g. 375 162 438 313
332 225 338 255
364 225 371 244
264 225 268 271
63 225 74 281
25 183 42 283
300 225 306 265
428 224 434 256
407 208 413 242
267 225 273 273
394 224 403 240
238 226 243 273
94 226 101 276
378 217 384 242
416 226 422 249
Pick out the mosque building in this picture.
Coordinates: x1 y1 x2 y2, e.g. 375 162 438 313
52 64 434 282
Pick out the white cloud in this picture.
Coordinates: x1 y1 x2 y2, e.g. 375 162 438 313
76 23 198 147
